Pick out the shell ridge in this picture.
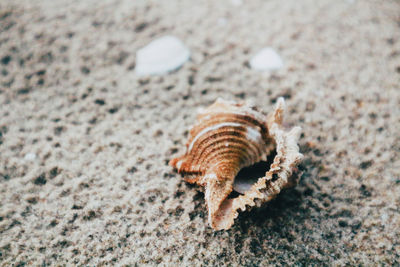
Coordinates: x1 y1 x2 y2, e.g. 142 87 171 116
188 122 244 151
190 128 263 159
188 122 264 153
189 123 267 171
192 137 260 167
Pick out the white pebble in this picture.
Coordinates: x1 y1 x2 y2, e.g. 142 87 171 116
249 47 283 71
135 36 190 76
24 153 36 161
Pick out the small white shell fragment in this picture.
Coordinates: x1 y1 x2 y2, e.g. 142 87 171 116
249 47 283 71
24 153 36 161
135 36 190 76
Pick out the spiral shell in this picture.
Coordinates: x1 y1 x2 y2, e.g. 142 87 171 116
170 98 303 230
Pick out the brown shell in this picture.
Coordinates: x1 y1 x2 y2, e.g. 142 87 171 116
170 98 303 230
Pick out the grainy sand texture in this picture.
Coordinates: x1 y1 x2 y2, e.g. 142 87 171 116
1 0 400 265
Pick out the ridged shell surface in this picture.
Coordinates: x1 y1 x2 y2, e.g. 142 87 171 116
170 98 303 230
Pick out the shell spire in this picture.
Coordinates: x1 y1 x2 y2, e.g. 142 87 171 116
170 98 303 230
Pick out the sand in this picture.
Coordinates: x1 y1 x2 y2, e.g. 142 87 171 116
0 0 399 265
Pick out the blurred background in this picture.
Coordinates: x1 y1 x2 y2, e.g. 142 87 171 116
0 0 399 265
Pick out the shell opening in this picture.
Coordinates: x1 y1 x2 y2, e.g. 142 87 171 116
232 147 277 196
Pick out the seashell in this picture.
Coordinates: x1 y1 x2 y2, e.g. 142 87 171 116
170 98 303 230
249 47 283 71
135 35 190 76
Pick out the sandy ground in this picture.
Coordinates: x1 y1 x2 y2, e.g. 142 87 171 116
1 0 400 265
